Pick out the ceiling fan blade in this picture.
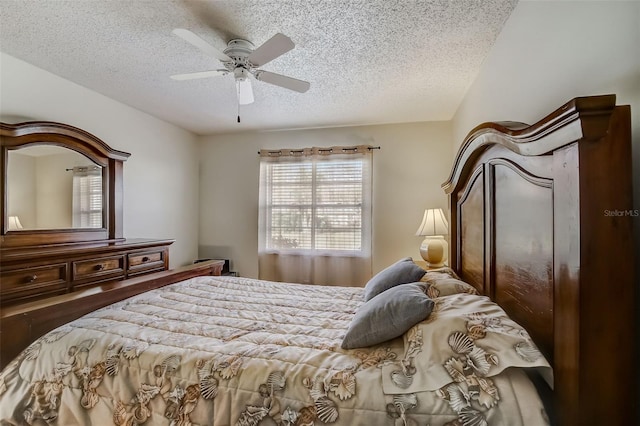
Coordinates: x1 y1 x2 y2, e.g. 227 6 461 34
172 28 231 62
236 77 254 105
255 71 310 93
247 33 294 67
170 70 228 81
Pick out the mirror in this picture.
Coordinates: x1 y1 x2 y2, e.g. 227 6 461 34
7 145 103 230
1 121 130 247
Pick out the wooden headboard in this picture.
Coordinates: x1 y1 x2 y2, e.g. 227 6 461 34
442 95 635 425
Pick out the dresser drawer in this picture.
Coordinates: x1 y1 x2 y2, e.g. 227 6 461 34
72 255 125 283
127 249 166 275
0 264 68 304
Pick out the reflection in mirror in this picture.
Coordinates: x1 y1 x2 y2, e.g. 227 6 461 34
7 145 103 230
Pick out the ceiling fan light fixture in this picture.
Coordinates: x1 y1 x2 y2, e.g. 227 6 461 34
235 69 254 105
233 67 250 81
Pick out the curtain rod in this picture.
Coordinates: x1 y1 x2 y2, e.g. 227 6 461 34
257 146 381 155
65 165 101 171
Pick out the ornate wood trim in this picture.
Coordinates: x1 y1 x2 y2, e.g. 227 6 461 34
0 121 130 162
442 94 616 193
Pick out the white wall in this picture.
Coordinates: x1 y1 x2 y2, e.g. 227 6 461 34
0 53 200 267
35 151 78 229
6 153 36 227
199 122 453 279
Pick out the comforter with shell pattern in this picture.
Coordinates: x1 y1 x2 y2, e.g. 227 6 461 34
0 274 550 425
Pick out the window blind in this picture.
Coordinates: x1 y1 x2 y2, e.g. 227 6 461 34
264 158 365 252
72 167 102 228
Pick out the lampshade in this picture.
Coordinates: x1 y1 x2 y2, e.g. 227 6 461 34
416 208 449 267
415 208 448 236
8 215 23 231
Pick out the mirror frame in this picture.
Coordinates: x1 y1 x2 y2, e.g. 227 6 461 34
1 121 130 247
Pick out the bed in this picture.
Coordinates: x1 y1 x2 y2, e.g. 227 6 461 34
1 270 551 425
0 94 635 425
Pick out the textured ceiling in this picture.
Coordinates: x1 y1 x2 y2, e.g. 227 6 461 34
0 0 518 135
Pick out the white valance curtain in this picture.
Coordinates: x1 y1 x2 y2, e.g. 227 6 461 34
258 145 374 286
71 166 102 228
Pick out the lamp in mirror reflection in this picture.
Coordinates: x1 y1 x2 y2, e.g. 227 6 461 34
8 215 23 231
415 208 448 267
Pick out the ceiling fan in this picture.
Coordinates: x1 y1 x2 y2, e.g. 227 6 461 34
171 29 310 106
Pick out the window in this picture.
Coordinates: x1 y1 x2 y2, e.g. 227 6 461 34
72 166 102 228
258 145 373 285
263 159 367 252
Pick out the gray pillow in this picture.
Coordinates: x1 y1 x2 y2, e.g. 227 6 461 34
341 282 434 349
363 257 426 301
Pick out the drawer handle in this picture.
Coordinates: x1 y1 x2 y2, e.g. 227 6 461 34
94 264 105 271
142 256 150 262
26 274 37 283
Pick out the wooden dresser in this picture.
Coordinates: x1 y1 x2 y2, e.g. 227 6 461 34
0 238 174 307
0 121 176 308
1 121 227 367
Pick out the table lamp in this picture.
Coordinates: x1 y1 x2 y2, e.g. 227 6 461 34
415 208 448 267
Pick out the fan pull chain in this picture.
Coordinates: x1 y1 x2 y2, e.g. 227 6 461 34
237 89 241 123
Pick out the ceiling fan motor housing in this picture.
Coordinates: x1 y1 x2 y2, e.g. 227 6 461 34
223 38 254 81
223 38 254 63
